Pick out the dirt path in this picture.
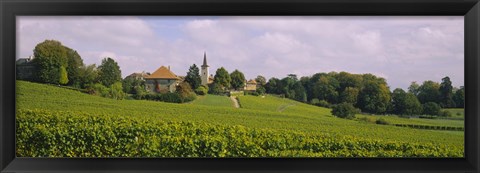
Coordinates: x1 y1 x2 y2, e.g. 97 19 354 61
230 96 240 108
277 103 296 112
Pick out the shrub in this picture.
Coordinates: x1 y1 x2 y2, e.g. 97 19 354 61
87 83 110 97
195 86 208 95
310 98 320 105
439 110 452 117
109 82 125 100
159 92 183 103
133 86 146 100
331 103 359 119
358 116 376 123
182 92 197 103
317 100 331 108
423 102 441 116
375 118 389 125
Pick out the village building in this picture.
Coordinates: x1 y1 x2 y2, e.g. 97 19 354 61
125 71 150 80
244 79 257 91
144 66 180 93
16 56 36 81
201 52 213 86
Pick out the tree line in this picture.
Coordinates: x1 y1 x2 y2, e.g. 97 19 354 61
262 71 464 117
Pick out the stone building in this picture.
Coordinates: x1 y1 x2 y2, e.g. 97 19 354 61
244 79 257 91
16 56 36 81
144 66 180 93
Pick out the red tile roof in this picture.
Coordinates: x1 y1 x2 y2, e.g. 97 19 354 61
145 66 179 80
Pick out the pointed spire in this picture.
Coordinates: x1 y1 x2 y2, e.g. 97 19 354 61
202 51 209 67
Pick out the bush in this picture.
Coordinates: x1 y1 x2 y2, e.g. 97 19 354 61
423 102 441 116
439 110 452 117
310 98 320 105
195 86 208 95
375 118 389 125
159 92 183 103
182 92 197 103
133 86 146 100
87 83 110 97
331 103 359 119
316 100 331 108
109 82 125 100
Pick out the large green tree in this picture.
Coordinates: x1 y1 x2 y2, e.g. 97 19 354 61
77 64 98 88
64 47 84 86
230 69 246 90
453 86 465 108
255 75 267 86
97 58 122 87
391 88 422 115
185 64 202 89
357 75 391 114
439 76 455 108
339 87 359 104
33 40 68 84
417 80 441 104
408 81 420 96
213 67 231 90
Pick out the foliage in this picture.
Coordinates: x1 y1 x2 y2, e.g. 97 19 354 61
256 86 266 95
88 83 110 97
357 76 391 114
417 81 441 104
213 67 231 90
208 83 224 95
376 118 390 125
230 69 246 90
453 86 464 108
77 64 98 89
98 57 122 87
32 40 68 84
408 82 420 96
391 88 422 116
64 47 84 86
185 64 202 89
16 81 464 158
195 86 208 95
176 81 197 102
59 66 69 85
439 76 455 108
331 103 359 119
255 75 267 86
339 87 359 104
110 82 125 100
122 76 145 94
423 102 441 116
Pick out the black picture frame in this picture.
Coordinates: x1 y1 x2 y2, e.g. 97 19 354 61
1 0 479 172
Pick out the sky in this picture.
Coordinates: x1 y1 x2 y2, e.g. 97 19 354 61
16 16 464 90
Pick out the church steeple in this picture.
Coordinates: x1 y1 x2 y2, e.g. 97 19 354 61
202 51 209 67
200 51 210 86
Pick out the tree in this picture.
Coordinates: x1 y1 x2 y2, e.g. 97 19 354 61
439 76 455 108
230 69 246 90
423 102 441 116
78 64 98 88
266 77 280 94
213 67 231 90
331 103 360 119
417 80 441 104
292 82 307 102
185 64 202 89
339 87 359 104
408 81 420 96
255 75 267 86
176 81 196 102
97 57 122 87
64 47 84 86
32 40 68 84
357 77 391 114
122 76 145 94
59 66 69 85
404 93 423 115
453 86 465 108
312 75 339 104
109 82 125 100
391 88 422 115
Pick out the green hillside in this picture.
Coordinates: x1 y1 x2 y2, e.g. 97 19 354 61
190 94 233 108
16 81 464 157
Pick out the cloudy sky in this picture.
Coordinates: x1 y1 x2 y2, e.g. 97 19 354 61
17 16 464 90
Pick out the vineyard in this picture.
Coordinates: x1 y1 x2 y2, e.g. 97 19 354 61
16 81 464 157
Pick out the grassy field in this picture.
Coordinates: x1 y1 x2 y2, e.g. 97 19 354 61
16 81 464 157
443 108 464 119
189 94 233 108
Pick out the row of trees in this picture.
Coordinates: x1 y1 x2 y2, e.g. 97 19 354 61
263 71 464 117
28 40 125 99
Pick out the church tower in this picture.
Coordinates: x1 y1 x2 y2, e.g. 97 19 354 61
201 52 209 86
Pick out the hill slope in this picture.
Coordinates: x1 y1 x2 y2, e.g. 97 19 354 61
16 81 464 157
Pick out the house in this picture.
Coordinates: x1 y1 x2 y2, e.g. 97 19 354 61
244 79 257 91
144 66 180 93
16 56 36 81
125 72 150 80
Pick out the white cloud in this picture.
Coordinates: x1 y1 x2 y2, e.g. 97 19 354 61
17 16 464 90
